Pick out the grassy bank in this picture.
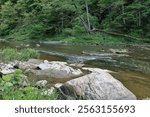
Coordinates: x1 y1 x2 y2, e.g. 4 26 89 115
0 48 39 62
1 29 149 45
46 33 146 45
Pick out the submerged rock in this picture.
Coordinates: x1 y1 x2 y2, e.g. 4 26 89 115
57 68 136 100
82 67 112 73
109 49 128 54
69 63 85 68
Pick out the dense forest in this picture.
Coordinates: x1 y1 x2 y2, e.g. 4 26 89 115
0 0 150 41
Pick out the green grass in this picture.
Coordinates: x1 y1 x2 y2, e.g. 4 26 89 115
47 33 133 44
0 48 39 62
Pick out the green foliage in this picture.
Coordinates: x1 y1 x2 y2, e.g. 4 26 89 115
0 48 39 61
0 0 150 41
59 33 127 44
19 48 40 60
1 86 59 100
0 70 59 100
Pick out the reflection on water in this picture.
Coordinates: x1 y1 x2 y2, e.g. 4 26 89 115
0 41 150 99
111 71 150 99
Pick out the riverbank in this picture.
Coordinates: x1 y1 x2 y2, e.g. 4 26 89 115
0 58 136 100
1 32 150 45
43 33 150 45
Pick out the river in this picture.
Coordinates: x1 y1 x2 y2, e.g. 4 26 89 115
0 40 150 99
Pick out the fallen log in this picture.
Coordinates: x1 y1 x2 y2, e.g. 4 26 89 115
92 29 143 41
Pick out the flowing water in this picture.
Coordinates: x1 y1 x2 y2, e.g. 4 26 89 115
0 40 150 99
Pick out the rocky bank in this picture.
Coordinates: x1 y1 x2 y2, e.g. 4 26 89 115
0 59 136 100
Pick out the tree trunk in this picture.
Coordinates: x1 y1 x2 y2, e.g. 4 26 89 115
138 10 141 26
122 2 126 25
72 0 91 34
61 13 64 30
85 0 91 33
92 28 141 41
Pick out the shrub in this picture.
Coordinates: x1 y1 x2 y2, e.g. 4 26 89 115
0 70 59 100
19 48 40 60
0 48 39 61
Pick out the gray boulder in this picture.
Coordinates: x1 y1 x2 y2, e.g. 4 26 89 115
37 61 67 70
17 59 42 70
26 61 83 79
57 68 136 100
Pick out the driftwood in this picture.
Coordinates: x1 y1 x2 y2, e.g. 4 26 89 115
92 29 141 41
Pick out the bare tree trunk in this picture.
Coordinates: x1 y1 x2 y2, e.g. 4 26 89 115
138 11 141 26
79 16 90 33
85 0 91 33
92 28 141 41
71 0 91 34
122 2 126 25
61 13 64 32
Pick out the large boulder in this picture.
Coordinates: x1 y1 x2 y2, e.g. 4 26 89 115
17 59 42 70
56 68 136 100
37 60 67 70
25 61 83 79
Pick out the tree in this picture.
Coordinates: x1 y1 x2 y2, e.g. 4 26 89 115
0 0 150 39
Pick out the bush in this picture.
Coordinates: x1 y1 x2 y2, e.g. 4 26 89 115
19 48 40 60
0 48 39 61
0 70 59 100
62 28 75 36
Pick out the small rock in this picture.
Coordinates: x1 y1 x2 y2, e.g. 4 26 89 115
43 87 56 95
44 60 49 64
25 44 30 47
69 63 85 68
55 83 64 89
36 80 48 87
36 44 40 47
82 67 112 73
1 64 15 75
109 49 128 54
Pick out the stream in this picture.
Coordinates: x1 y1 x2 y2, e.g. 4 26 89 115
0 40 150 99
